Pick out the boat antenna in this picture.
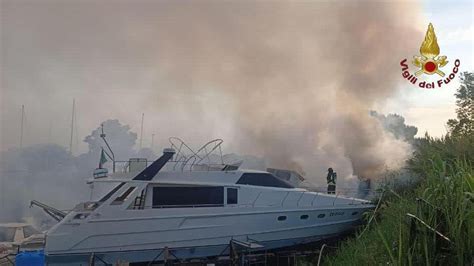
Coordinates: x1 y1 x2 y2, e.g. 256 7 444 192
100 123 116 172
20 104 25 149
139 113 144 150
69 98 75 154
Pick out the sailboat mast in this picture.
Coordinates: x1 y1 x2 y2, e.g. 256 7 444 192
151 133 155 151
139 113 144 150
69 98 75 154
20 104 25 149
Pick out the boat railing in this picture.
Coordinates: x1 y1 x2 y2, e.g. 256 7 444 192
305 187 379 201
172 155 188 171
182 155 198 171
244 188 377 208
168 137 226 172
332 193 339 206
193 139 224 165
109 158 228 174
121 161 130 173
103 160 151 174
242 191 373 208
149 204 224 209
169 137 200 161
96 138 228 174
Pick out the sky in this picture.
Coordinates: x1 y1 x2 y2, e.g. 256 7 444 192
381 0 473 137
0 0 472 156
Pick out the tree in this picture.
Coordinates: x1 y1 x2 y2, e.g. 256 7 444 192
370 111 418 143
83 119 138 160
447 72 474 137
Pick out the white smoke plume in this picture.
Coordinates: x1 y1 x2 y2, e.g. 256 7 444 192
1 1 423 195
0 120 153 222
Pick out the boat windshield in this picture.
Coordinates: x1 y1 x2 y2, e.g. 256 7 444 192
236 173 294 188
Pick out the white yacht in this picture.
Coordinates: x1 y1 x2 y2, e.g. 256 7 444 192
44 138 374 265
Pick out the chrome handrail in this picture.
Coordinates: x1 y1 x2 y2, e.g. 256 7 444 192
168 137 226 172
194 139 224 165
182 156 197 171
172 155 188 171
149 203 224 208
332 192 340 206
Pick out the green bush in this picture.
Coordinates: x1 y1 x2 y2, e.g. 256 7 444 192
323 142 473 266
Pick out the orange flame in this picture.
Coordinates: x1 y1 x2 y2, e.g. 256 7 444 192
420 23 440 58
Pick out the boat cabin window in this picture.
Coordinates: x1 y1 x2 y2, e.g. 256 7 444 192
153 186 224 208
111 187 136 205
227 188 238 204
236 173 294 188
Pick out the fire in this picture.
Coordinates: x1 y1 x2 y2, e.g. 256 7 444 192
419 23 440 59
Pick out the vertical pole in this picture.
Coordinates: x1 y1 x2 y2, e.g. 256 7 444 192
48 120 53 144
20 105 24 149
151 133 155 151
164 246 169 265
69 98 75 154
1 171 3 210
75 102 79 153
139 113 144 150
88 252 95 266
229 241 233 263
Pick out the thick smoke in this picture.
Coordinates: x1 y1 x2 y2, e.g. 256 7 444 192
371 111 418 143
134 1 422 180
0 144 81 222
1 1 422 190
0 120 152 222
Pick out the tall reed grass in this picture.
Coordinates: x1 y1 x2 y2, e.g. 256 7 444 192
321 135 474 266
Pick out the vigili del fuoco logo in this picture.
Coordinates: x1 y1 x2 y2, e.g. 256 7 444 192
400 23 460 89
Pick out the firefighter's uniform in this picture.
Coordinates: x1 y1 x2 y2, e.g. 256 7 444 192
327 168 336 194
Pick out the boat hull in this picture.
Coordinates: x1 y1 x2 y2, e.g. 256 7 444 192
45 208 366 265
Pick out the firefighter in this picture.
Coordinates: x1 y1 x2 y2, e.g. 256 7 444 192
327 168 337 194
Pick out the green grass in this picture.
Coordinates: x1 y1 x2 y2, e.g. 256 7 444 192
317 136 474 266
